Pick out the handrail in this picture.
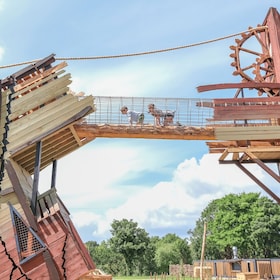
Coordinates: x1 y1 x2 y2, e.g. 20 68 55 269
81 96 275 127
86 96 213 127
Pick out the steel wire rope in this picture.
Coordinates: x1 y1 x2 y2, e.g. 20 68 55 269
0 26 267 70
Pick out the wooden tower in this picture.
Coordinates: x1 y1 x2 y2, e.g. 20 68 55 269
198 7 280 203
0 54 97 279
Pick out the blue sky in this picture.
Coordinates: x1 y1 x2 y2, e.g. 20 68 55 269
1 1 280 242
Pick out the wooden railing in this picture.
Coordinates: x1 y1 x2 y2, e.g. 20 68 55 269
36 187 59 219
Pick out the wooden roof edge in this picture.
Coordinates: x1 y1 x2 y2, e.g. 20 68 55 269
1 53 56 88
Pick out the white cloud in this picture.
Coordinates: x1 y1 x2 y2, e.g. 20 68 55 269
70 59 179 97
63 152 266 242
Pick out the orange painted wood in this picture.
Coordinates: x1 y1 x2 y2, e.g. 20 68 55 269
197 82 280 92
211 97 280 120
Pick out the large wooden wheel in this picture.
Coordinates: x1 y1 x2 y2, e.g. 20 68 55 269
229 25 279 96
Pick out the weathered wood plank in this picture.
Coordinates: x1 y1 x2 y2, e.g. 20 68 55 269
49 191 60 212
21 132 79 173
213 97 280 104
7 96 94 151
5 160 37 230
208 97 280 121
12 128 74 167
215 126 280 140
213 105 280 120
197 82 280 93
13 61 68 93
9 73 71 120
38 198 49 219
8 94 75 138
0 204 14 228
0 193 18 209
12 68 66 99
38 215 66 243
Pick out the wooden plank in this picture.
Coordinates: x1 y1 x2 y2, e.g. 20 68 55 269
13 61 68 92
9 159 33 200
209 97 280 121
0 192 18 208
0 203 14 227
69 124 83 146
9 73 71 120
38 198 49 218
39 141 78 169
0 173 12 192
21 137 79 174
12 128 74 167
2 54 55 85
38 215 66 242
8 94 75 138
49 191 60 212
12 129 71 162
44 195 54 215
12 68 66 99
5 160 37 230
213 105 280 120
213 96 280 104
215 126 280 140
7 96 94 151
9 84 71 123
10 108 93 168
197 82 280 93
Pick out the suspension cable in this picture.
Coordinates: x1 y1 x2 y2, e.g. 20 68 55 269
0 26 267 70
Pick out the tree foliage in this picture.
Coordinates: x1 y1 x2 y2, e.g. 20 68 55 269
189 192 280 260
85 192 280 276
86 240 126 275
109 219 151 275
87 219 191 276
154 234 192 273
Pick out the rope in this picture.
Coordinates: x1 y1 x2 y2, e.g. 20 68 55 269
0 26 267 70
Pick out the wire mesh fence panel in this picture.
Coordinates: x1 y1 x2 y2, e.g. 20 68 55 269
86 96 214 127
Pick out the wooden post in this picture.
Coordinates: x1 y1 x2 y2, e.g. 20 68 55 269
51 159 57 188
31 141 42 215
200 221 207 280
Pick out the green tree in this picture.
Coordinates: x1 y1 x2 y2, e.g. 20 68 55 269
86 240 127 275
154 233 192 273
250 196 280 257
189 192 280 260
109 219 151 275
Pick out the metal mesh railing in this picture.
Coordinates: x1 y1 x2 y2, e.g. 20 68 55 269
10 205 46 261
86 96 214 127
82 96 278 127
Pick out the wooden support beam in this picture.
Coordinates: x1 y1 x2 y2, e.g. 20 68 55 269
5 160 37 230
51 160 57 189
245 150 280 184
235 161 280 204
197 82 280 93
31 141 42 215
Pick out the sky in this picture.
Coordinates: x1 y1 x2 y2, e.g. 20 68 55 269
1 1 280 243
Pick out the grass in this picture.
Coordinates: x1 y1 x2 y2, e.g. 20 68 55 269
114 276 198 280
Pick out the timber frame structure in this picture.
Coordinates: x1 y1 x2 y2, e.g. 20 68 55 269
0 6 280 280
198 7 280 204
0 56 97 279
